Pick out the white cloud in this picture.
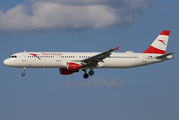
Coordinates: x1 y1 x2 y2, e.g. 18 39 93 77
63 76 125 88
0 0 152 31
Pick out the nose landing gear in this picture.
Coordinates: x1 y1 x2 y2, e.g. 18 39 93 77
21 67 25 76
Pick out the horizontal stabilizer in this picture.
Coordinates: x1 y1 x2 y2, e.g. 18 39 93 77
156 52 175 59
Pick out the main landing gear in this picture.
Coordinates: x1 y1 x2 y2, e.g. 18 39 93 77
82 69 94 79
89 70 94 76
21 67 25 77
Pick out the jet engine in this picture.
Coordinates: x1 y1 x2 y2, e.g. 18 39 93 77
60 62 81 75
67 62 81 70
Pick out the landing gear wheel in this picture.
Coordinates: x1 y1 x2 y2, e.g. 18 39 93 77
21 73 25 76
83 73 89 79
21 67 26 77
89 70 94 76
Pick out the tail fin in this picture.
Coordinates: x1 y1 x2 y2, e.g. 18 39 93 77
143 30 170 54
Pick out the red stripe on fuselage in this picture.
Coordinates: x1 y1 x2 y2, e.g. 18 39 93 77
143 46 165 54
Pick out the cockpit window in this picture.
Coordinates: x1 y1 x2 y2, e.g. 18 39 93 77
10 55 17 58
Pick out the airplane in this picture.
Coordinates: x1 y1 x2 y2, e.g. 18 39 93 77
3 30 174 79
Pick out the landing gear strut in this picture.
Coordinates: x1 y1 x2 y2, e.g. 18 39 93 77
21 67 25 77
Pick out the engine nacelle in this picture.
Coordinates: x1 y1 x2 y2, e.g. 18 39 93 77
60 68 73 75
67 62 81 70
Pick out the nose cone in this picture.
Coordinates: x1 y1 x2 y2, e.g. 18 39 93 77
3 59 11 66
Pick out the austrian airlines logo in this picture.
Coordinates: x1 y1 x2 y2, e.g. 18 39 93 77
158 39 166 45
29 53 41 60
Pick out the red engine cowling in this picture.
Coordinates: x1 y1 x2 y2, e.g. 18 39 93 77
60 68 73 75
67 62 81 70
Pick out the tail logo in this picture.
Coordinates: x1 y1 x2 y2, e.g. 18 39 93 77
158 39 166 45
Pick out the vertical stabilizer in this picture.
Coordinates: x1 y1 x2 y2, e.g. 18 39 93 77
143 30 170 54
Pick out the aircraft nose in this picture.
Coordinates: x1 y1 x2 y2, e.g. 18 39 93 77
3 59 10 66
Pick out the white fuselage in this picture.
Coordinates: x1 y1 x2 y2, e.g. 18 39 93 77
4 51 164 69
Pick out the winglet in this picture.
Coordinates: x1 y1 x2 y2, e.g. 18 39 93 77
115 46 119 51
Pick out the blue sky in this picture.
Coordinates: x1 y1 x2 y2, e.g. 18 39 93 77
0 0 179 120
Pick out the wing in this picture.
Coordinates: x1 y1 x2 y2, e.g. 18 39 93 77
76 46 119 69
